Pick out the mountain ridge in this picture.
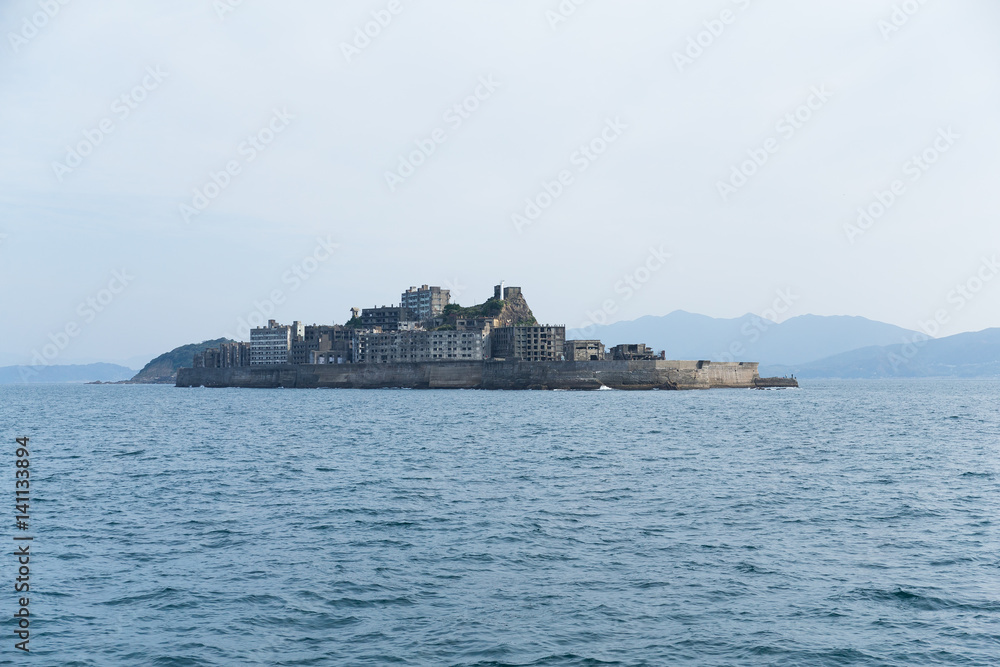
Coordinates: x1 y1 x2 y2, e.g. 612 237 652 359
763 328 1000 378
0 363 136 384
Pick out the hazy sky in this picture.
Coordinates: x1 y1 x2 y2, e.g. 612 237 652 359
2 0 999 367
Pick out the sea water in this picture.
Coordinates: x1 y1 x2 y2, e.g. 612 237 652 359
1 379 998 665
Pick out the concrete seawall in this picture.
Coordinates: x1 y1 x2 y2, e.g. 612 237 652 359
176 360 778 390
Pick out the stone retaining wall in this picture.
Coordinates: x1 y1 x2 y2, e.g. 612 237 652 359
176 360 764 390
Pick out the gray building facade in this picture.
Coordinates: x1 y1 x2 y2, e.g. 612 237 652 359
564 340 605 362
361 306 419 331
354 329 487 364
250 320 303 365
490 325 566 362
609 343 661 361
401 285 450 321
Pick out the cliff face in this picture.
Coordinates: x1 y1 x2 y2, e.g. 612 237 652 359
440 285 539 328
495 287 538 327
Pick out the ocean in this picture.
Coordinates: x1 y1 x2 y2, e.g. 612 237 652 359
1 380 998 665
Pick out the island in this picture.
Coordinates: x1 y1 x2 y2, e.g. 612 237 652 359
176 283 798 391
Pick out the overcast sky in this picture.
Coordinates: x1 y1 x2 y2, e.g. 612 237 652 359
2 0 999 367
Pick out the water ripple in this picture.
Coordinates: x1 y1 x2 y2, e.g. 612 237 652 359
1 379 998 665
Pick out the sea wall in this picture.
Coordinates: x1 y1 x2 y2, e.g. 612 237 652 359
175 362 483 389
482 359 759 390
176 360 763 390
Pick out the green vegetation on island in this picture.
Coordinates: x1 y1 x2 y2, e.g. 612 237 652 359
131 338 234 383
442 298 506 319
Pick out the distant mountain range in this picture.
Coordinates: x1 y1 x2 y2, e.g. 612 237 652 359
574 311 923 367
0 339 230 385
0 363 136 384
764 328 1000 379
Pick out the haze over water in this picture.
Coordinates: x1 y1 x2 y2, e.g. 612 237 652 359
3 380 999 665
